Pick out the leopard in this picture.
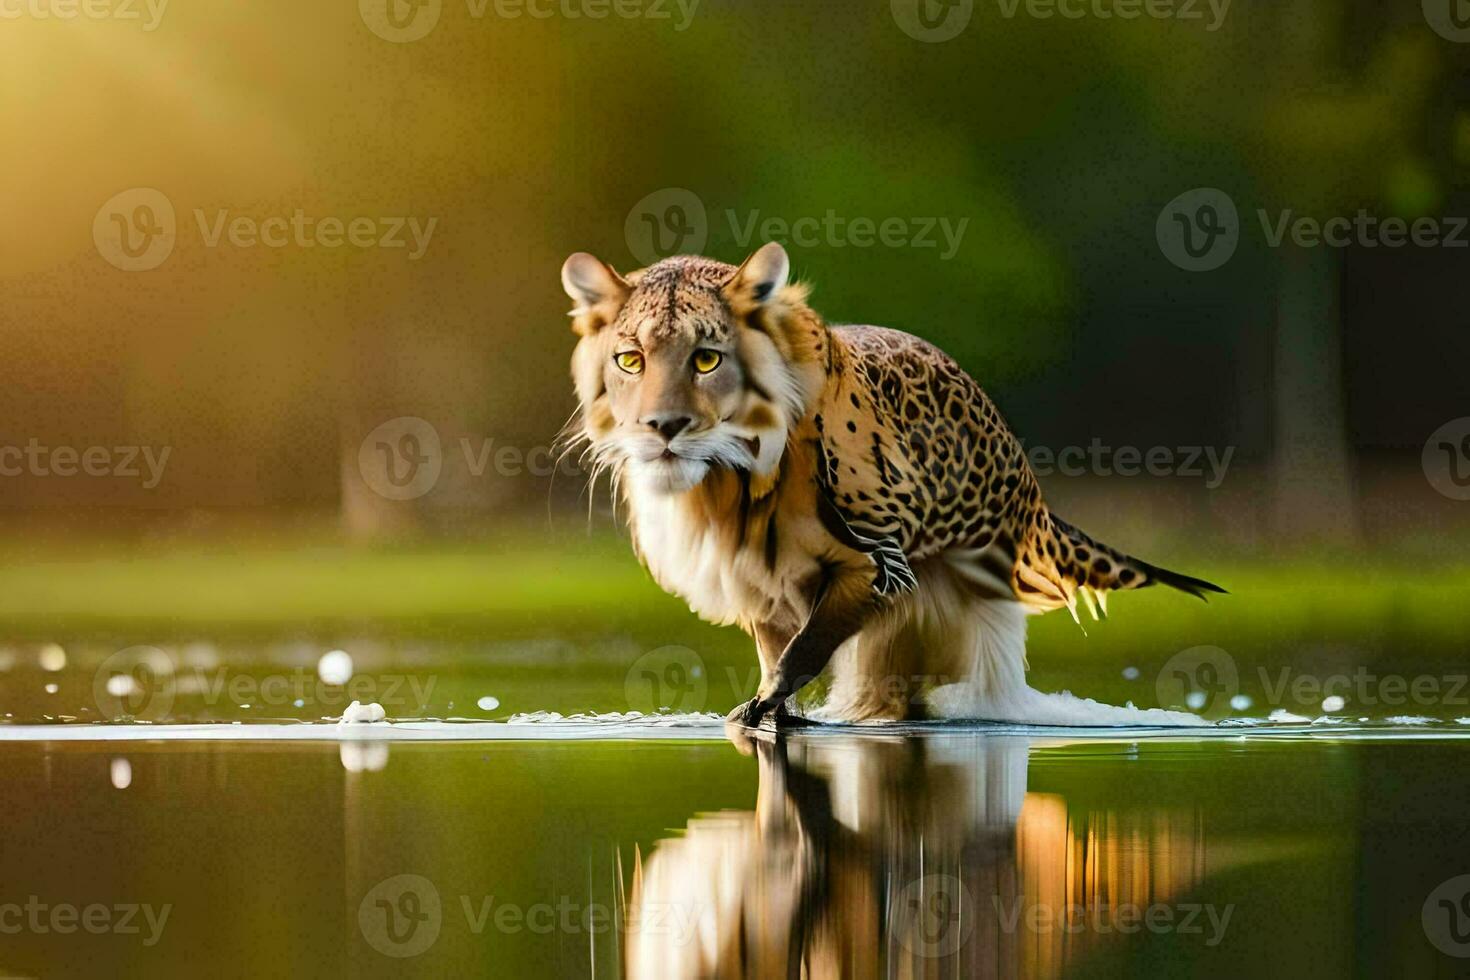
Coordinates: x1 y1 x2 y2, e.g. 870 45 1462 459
560 241 1223 727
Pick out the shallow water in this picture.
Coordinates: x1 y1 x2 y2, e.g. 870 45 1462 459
4 721 1470 978
6 636 1470 976
6 636 1470 728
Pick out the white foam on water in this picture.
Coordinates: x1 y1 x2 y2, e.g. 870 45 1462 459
908 675 1212 728
1269 708 1311 723
932 686 1211 728
506 710 723 728
338 700 386 725
1385 715 1437 726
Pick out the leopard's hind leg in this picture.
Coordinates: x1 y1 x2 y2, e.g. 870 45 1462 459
813 558 1019 722
812 604 925 722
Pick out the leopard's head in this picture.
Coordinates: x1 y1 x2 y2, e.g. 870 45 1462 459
561 243 824 495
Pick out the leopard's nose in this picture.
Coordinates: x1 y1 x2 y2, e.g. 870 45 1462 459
643 414 693 441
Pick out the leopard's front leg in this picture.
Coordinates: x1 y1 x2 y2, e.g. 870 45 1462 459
752 621 793 693
727 567 876 728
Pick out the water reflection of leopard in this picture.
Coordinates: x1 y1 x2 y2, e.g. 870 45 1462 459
625 735 1211 979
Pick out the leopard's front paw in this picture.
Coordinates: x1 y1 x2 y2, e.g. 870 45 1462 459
725 696 775 728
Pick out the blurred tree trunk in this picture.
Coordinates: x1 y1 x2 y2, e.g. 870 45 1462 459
1269 244 1358 545
336 277 429 543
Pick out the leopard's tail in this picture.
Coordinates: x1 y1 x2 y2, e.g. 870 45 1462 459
1014 514 1226 619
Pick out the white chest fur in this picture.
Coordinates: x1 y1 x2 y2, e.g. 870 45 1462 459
626 471 812 628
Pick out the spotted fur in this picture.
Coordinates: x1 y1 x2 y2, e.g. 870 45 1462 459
813 325 1224 619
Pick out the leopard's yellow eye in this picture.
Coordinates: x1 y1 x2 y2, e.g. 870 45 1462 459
692 349 723 374
614 351 644 374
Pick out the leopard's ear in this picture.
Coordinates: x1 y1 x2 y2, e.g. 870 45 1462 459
724 242 790 312
561 252 629 335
